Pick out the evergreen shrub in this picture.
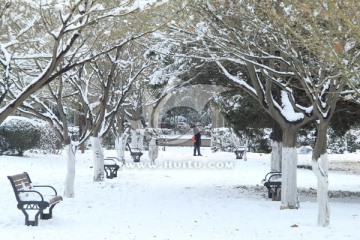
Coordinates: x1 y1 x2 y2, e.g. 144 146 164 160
0 117 41 156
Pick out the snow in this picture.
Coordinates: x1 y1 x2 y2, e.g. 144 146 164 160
133 0 169 10
1 115 41 126
279 90 304 122
0 147 359 239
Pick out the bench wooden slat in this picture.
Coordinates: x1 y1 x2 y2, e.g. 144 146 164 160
9 173 32 191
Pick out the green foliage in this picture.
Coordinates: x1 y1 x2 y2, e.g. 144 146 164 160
328 128 358 154
161 106 211 135
102 129 116 150
36 122 62 154
211 127 271 153
0 117 41 156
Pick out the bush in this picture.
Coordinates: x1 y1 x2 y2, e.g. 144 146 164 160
328 128 358 154
0 116 41 156
211 127 271 153
36 121 63 154
0 135 9 152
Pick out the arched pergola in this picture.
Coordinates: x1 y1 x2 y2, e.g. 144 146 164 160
149 84 226 129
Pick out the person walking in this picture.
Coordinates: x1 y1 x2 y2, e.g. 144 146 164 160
192 122 202 156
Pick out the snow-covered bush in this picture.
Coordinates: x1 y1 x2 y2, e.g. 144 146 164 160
297 127 359 154
328 128 358 154
0 135 9 152
211 127 271 153
36 122 62 154
143 128 162 150
297 128 316 147
0 116 41 156
211 128 239 152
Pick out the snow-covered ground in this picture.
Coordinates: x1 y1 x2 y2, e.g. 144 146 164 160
0 146 359 240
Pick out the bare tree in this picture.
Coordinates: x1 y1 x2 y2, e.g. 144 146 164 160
164 1 354 223
71 42 152 181
0 0 176 124
258 0 355 226
5 0 179 196
160 0 359 226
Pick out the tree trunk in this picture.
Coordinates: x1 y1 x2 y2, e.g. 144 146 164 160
138 129 144 150
243 139 248 161
115 133 129 162
64 143 76 198
91 136 105 182
312 154 330 226
270 123 282 172
312 124 330 226
280 126 299 209
130 129 138 148
271 141 282 172
148 138 159 164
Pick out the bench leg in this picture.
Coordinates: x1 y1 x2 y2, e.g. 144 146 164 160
104 166 119 179
235 152 244 159
41 204 56 220
267 188 273 198
20 208 42 226
264 185 273 198
104 167 113 179
112 167 119 177
271 187 281 201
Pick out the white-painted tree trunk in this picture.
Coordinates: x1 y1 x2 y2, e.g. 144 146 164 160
312 154 330 226
243 139 248 161
64 143 76 198
281 147 299 209
91 137 105 182
148 138 159 165
138 129 144 150
271 140 282 172
130 129 137 148
115 133 129 162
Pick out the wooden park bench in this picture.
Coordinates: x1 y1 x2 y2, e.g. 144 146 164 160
261 172 282 201
7 172 63 226
126 143 143 162
234 146 245 159
104 157 121 179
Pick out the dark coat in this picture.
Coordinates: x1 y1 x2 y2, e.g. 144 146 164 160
194 132 201 146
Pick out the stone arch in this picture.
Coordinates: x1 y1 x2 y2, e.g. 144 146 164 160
149 84 227 129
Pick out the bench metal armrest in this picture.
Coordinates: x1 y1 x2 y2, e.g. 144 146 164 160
32 185 58 196
268 174 282 182
262 172 282 183
105 157 120 161
127 143 142 152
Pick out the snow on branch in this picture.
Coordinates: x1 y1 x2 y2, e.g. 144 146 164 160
276 90 305 122
215 60 257 96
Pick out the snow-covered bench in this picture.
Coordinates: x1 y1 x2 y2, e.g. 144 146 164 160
7 172 62 226
126 143 143 162
234 146 245 159
261 172 282 201
104 157 121 179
